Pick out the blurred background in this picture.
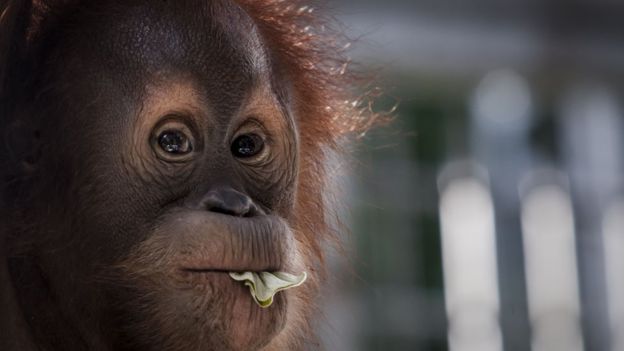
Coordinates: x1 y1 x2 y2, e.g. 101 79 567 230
318 1 624 350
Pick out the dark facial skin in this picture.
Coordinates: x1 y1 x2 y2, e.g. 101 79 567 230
5 1 305 350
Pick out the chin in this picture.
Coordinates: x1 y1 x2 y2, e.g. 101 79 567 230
111 268 289 351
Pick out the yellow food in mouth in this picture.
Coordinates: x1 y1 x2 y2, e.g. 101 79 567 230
229 271 308 308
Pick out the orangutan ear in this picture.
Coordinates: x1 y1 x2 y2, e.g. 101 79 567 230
0 0 32 104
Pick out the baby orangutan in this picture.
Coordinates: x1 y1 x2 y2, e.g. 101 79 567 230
0 0 372 350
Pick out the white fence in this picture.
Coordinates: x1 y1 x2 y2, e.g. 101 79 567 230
438 70 623 351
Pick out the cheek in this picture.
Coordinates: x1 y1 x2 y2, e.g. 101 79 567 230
71 143 198 262
276 134 299 211
59 168 163 264
242 145 298 214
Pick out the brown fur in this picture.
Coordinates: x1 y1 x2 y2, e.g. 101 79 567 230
0 1 378 350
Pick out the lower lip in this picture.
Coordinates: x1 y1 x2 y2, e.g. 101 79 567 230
178 270 247 295
178 270 278 307
182 268 236 274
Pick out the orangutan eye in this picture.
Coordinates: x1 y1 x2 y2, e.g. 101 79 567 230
231 134 264 158
151 118 198 163
158 130 193 155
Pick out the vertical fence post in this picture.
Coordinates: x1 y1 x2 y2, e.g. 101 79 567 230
520 173 584 351
559 85 623 351
603 199 624 351
470 69 533 351
439 163 502 351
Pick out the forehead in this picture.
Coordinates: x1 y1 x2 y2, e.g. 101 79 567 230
54 0 270 109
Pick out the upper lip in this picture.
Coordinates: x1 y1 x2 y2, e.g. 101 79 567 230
152 209 293 274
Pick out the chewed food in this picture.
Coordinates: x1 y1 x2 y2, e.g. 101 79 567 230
229 271 307 308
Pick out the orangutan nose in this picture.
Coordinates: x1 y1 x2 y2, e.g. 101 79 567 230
201 188 260 217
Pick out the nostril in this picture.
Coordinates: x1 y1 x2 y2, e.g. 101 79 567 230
241 203 259 218
207 206 240 217
201 188 258 217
